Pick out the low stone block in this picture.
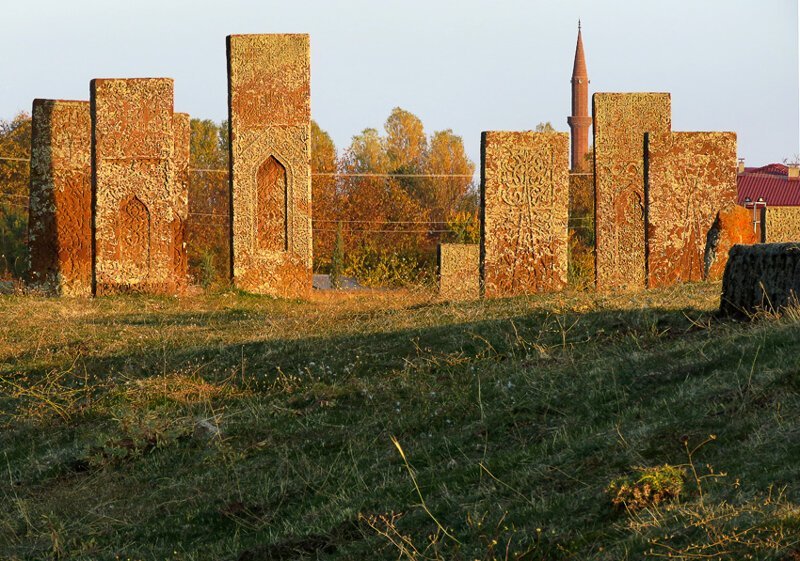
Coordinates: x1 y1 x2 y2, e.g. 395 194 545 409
438 243 479 300
720 243 800 316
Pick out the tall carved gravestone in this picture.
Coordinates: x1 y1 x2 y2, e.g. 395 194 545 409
227 34 312 297
645 131 737 287
29 99 92 295
594 93 671 290
481 131 569 297
91 78 187 294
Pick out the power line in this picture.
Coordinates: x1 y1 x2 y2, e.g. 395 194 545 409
314 228 452 233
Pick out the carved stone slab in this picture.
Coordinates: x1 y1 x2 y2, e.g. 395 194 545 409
438 243 480 300
593 93 671 290
91 78 185 294
764 207 800 243
645 131 737 287
29 99 92 296
172 113 190 285
481 131 569 297
227 34 312 297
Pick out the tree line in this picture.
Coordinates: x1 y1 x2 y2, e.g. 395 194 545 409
0 108 478 286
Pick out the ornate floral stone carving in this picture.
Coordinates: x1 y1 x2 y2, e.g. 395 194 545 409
645 131 737 287
593 92 671 290
763 207 800 243
481 131 569 297
227 34 311 297
91 78 187 294
438 243 480 300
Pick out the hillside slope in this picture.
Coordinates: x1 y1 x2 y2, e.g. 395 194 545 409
1 284 798 560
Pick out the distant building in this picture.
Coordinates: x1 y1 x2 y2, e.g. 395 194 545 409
568 22 591 172
738 162 800 206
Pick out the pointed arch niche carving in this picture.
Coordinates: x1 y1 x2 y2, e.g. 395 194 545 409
117 196 150 281
256 155 288 252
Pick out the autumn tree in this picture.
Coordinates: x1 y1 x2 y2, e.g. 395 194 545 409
424 129 476 224
0 113 31 277
187 119 229 282
310 120 338 267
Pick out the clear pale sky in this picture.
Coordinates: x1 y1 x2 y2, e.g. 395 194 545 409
2 0 798 169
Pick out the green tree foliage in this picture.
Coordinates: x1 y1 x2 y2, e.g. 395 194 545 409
316 108 476 286
189 119 227 169
0 113 31 279
424 129 476 223
187 119 229 283
311 121 339 270
535 121 556 132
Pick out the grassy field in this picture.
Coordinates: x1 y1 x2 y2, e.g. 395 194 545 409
0 283 798 560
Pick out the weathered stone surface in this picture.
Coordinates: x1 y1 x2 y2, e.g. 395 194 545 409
28 99 92 295
438 243 480 300
91 78 187 294
481 131 569 297
763 207 800 243
593 93 671 290
227 34 312 297
720 243 800 316
705 205 759 281
645 131 737 287
172 113 190 285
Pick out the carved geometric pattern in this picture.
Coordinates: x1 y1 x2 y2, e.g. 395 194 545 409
29 99 92 296
257 155 288 252
645 131 737 287
438 243 480 300
764 207 800 243
481 131 569 297
594 92 671 290
92 78 186 294
228 34 311 297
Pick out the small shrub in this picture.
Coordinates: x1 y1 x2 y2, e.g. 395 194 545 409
607 464 686 511
190 249 218 289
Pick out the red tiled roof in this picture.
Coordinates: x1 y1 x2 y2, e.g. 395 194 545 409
737 163 800 206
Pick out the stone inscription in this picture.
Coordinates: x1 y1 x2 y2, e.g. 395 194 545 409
481 131 569 297
29 99 92 296
92 78 186 294
438 243 480 300
593 92 671 290
764 207 800 243
645 131 737 287
228 34 312 297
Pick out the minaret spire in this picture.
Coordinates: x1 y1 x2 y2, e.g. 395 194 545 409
568 21 591 171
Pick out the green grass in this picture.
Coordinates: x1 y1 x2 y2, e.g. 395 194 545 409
0 284 798 560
